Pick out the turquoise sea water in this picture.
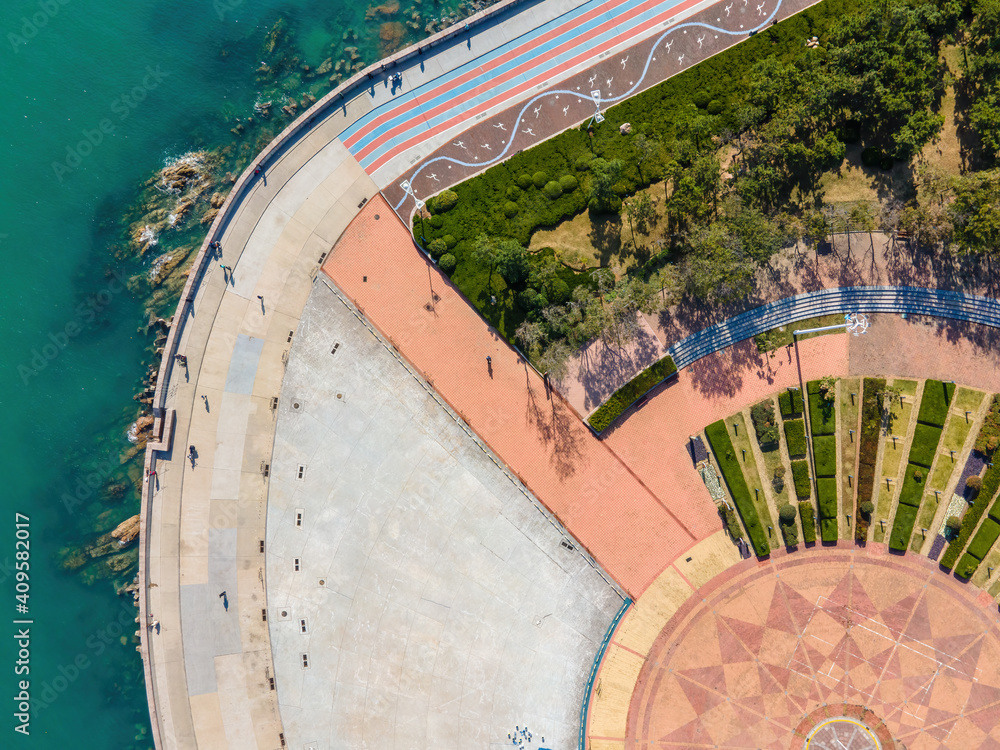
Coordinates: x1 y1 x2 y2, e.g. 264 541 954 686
0 0 468 745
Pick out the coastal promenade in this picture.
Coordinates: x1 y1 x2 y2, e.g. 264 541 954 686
134 0 842 748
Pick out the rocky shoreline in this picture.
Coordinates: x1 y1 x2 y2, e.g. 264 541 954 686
67 0 505 596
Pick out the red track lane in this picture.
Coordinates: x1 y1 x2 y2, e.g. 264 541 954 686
363 0 704 173
343 0 635 153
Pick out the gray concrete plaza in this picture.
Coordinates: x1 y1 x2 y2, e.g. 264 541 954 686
265 279 625 749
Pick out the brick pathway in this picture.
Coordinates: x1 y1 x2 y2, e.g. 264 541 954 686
849 314 1000 394
322 196 697 597
625 549 1000 749
603 335 849 540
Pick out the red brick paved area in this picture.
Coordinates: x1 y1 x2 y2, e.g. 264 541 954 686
850 314 1000 394
627 550 1000 749
604 335 849 539
322 196 697 597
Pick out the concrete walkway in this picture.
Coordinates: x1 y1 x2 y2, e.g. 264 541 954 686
266 279 624 749
142 120 377 747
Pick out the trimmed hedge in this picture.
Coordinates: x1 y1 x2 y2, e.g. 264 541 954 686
908 423 943 468
800 502 817 543
779 389 804 418
791 460 811 499
956 552 980 580
813 435 838 477
807 380 837 435
897 464 927 508
817 478 838 519
750 398 779 450
916 379 955 428
588 356 677 432
941 461 1000 570
856 378 884 542
967 517 1000 561
820 517 838 542
784 419 807 457
718 503 745 541
976 395 1000 454
705 420 769 556
889 503 917 551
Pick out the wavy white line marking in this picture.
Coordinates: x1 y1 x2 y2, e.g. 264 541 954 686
393 1 784 211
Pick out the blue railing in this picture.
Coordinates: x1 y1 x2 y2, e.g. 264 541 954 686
578 596 633 750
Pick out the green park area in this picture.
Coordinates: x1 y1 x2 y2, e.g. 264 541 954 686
697 379 1000 583
408 0 1000 440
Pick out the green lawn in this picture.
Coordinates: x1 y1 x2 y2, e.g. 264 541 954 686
943 413 975 454
704 420 769 556
784 419 808 457
807 380 837 435
955 386 987 414
916 379 956 428
791 460 811 499
889 503 917 551
817 477 839 520
813 435 838 477
839 377 861 533
758 435 791 506
896 379 918 398
967 517 1000 560
912 493 943 552
725 414 776 531
779 389 804 418
897 463 929 507
908 423 944 468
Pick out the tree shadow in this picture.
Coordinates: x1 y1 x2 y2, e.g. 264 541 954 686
588 214 622 266
523 377 585 481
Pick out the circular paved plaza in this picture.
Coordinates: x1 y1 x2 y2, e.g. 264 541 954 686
627 551 1000 749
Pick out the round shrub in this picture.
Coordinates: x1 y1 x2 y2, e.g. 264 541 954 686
778 504 797 524
946 515 962 532
516 173 533 190
559 174 578 192
543 180 563 199
443 234 457 249
914 469 923 482
503 201 519 218
505 186 520 201
692 91 711 108
548 278 570 304
532 171 548 189
433 189 458 212
860 500 874 516
860 146 882 167
575 153 593 171
429 215 444 228
966 475 983 496
438 253 457 275
427 237 448 259
517 288 544 311
706 99 724 115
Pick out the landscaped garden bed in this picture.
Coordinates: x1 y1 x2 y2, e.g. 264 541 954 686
587 355 676 432
704 420 769 556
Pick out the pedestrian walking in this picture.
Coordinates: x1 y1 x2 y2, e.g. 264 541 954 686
201 394 209 411
219 591 229 612
486 355 492 364
188 445 197 468
175 354 187 366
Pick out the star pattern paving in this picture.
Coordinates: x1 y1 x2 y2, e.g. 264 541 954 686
627 552 1000 749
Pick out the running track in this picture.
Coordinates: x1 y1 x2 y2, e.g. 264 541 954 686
339 0 785 184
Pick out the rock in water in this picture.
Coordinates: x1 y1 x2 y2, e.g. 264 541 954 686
111 515 141 546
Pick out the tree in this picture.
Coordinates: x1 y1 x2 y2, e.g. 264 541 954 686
963 0 1000 161
948 170 1000 258
496 238 531 288
472 235 499 288
684 222 759 303
588 158 624 213
515 320 545 359
860 500 874 517
538 340 572 382
633 133 660 182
